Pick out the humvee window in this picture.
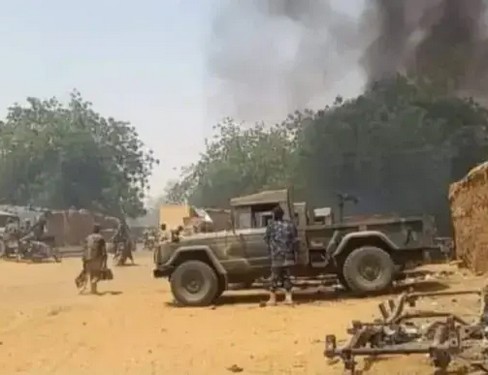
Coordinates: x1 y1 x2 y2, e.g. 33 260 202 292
235 209 252 229
234 203 277 229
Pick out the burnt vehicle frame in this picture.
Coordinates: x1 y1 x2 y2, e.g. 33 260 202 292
153 188 448 306
325 288 488 374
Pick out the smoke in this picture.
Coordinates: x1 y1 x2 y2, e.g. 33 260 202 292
207 0 488 122
206 0 366 122
363 0 488 95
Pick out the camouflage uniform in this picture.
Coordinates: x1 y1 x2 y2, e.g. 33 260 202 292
112 220 133 263
264 219 298 292
21 214 47 242
76 231 107 294
21 219 31 236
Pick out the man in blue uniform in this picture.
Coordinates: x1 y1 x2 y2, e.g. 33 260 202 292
264 205 298 306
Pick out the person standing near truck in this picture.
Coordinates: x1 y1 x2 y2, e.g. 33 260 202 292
264 205 298 306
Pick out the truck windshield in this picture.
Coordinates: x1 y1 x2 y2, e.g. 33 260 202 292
234 203 277 229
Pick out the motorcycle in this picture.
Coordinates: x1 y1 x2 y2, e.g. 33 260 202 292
0 237 21 259
18 239 61 263
144 235 156 251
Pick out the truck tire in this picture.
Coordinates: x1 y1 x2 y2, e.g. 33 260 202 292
342 246 394 294
170 260 219 307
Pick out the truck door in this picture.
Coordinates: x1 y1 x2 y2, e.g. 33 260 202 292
240 227 269 270
229 207 269 270
287 193 309 266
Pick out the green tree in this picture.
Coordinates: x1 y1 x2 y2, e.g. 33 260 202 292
168 75 488 234
174 117 296 208
0 91 157 217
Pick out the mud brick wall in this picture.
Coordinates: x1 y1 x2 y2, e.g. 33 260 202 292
47 210 120 246
449 162 488 274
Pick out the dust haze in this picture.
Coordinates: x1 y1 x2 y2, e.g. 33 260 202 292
206 0 488 122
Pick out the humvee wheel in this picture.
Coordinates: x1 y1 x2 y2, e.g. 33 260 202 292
342 246 394 294
170 260 219 307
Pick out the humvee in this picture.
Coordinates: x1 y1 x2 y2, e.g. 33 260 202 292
153 189 445 306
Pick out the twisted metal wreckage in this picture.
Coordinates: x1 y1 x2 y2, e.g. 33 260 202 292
324 287 488 374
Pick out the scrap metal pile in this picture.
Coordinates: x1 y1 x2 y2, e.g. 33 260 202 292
324 287 488 374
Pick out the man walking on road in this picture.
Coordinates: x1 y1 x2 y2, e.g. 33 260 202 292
75 224 108 294
264 205 298 306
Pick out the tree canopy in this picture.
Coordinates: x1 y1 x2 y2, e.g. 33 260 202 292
0 91 157 218
165 75 488 234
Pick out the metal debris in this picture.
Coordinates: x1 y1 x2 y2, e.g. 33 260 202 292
324 287 488 374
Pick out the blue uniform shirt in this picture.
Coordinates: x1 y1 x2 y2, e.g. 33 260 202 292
264 219 298 267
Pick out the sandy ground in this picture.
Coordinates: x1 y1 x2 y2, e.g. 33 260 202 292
0 252 484 375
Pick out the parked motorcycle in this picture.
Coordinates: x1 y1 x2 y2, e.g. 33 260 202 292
0 237 20 259
143 235 156 251
18 239 61 263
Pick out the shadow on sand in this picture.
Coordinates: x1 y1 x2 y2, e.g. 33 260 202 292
112 262 140 268
165 280 450 308
79 290 123 297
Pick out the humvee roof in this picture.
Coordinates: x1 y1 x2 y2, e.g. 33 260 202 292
230 189 288 207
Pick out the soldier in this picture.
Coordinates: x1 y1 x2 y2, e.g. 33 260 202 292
76 223 108 294
112 218 134 264
21 219 31 236
21 211 49 242
264 205 298 306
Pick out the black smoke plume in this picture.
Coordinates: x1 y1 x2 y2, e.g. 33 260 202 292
364 0 488 96
207 0 488 120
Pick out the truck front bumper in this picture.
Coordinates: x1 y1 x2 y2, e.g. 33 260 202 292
153 264 174 278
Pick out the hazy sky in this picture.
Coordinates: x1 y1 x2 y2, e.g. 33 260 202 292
0 0 364 200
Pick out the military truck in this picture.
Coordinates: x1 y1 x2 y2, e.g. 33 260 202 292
153 189 445 306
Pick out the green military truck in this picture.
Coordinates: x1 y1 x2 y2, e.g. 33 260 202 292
153 189 446 306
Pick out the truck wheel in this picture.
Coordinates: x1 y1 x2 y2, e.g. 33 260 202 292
342 247 394 294
170 260 219 307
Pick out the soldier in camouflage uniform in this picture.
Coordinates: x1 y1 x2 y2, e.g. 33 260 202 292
21 219 31 236
75 224 108 294
21 212 49 242
115 218 134 262
264 205 298 306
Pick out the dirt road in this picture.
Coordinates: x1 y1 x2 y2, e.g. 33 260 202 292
0 253 482 375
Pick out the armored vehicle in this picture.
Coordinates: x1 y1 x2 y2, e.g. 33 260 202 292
153 189 445 306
